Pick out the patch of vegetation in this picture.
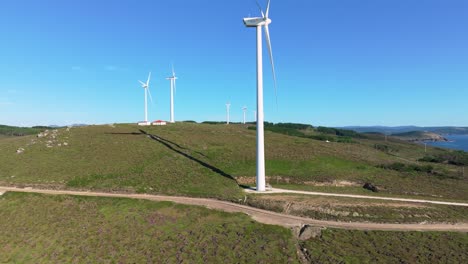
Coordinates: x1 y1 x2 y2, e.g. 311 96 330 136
365 132 385 135
378 162 435 174
308 134 337 142
249 125 306 138
0 125 47 137
336 136 354 143
420 151 468 166
202 121 227 125
392 131 428 137
317 126 365 138
302 229 468 264
374 144 399 153
0 192 299 263
270 122 313 130
249 123 358 143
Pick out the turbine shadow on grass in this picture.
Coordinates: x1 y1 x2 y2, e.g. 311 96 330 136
150 133 208 158
105 131 206 157
139 130 236 182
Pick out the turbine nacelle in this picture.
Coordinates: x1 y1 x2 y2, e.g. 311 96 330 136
139 72 151 89
139 81 148 89
243 17 271 27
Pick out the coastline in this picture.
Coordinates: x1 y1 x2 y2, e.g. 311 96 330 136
425 134 468 152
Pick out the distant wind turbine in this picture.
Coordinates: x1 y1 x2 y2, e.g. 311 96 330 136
166 65 178 123
226 102 231 124
243 0 277 192
242 106 247 124
138 72 153 124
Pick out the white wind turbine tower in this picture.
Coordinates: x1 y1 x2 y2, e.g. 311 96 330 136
244 0 277 192
138 72 153 125
226 102 231 124
242 106 248 124
166 65 178 123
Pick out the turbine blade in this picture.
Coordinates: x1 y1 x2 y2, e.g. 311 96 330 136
256 0 265 18
138 80 145 86
264 24 278 108
172 64 175 77
265 0 271 18
147 72 151 86
147 87 154 104
173 79 177 96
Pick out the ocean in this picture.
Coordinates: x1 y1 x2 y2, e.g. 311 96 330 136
426 135 468 152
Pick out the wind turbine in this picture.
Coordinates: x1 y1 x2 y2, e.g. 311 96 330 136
242 106 248 124
166 65 178 123
138 72 153 124
243 0 277 192
226 102 231 124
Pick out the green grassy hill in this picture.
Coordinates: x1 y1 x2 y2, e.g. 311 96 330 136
0 124 242 200
0 123 467 201
1 123 467 262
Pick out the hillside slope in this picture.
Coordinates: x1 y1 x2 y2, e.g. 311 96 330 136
0 123 467 200
0 125 242 200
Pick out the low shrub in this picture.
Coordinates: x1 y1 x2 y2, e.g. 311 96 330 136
378 162 434 174
419 151 468 166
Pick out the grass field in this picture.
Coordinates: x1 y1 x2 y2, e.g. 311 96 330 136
0 192 299 263
1 192 466 263
1 123 466 202
0 124 243 200
302 228 468 264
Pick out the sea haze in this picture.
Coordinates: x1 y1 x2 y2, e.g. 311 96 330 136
426 135 468 152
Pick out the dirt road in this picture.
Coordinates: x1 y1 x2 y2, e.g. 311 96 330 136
1 186 467 232
245 187 468 207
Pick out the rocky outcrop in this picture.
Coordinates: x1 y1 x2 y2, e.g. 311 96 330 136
293 224 324 240
363 182 379 192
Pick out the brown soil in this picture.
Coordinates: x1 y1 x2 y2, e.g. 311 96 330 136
256 195 428 209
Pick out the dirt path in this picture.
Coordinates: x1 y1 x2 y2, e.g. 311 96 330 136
245 188 468 207
1 186 467 232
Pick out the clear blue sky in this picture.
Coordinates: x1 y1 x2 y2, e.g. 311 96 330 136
1 0 467 127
